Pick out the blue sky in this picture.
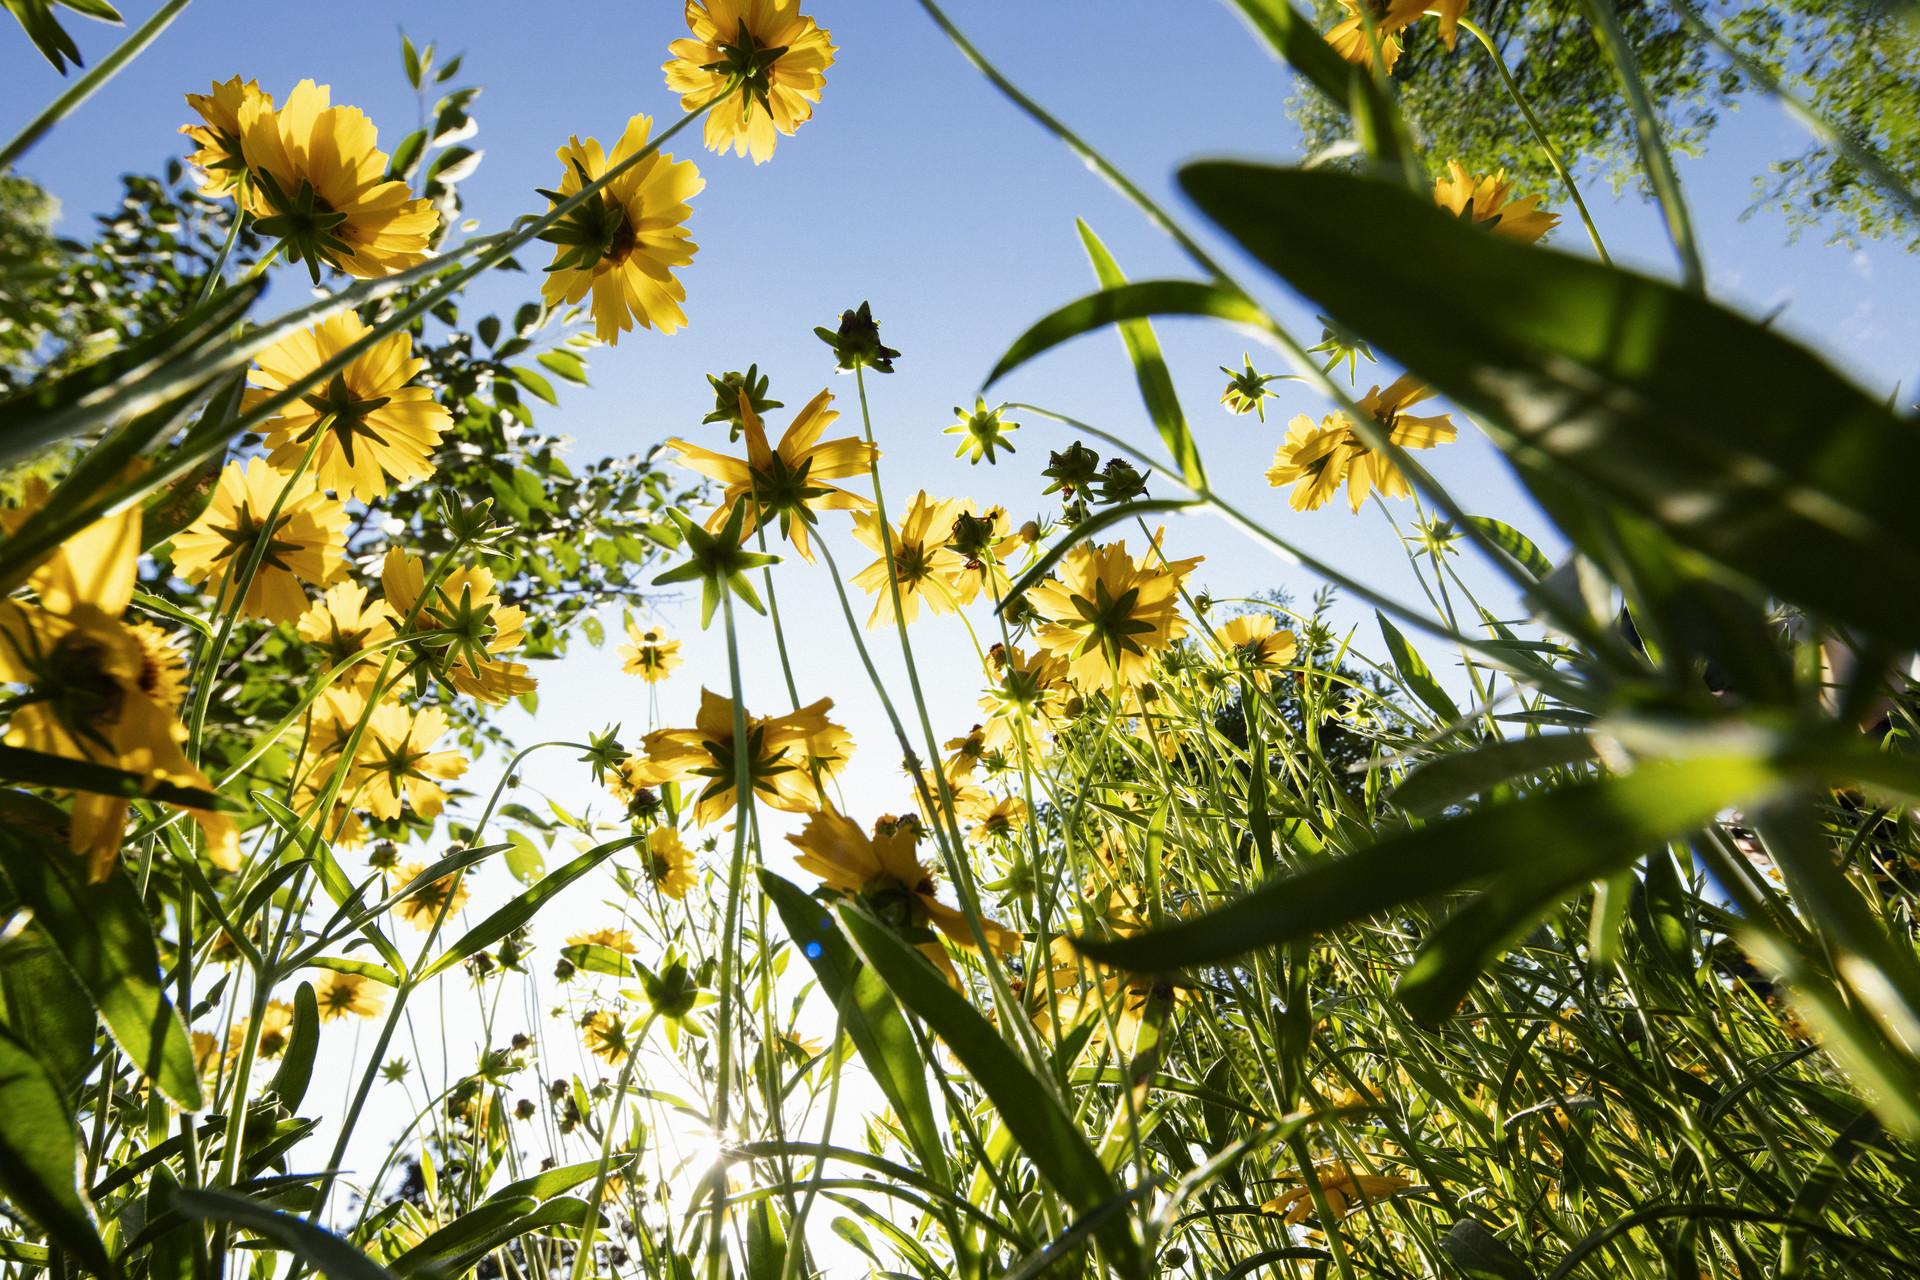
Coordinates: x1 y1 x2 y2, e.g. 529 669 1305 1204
9 0 1920 1215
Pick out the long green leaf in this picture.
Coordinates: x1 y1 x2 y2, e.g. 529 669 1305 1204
1078 755 1782 972
169 1186 395 1280
0 790 202 1108
762 873 947 1180
836 905 1148 1280
0 743 236 810
985 280 1265 390
1177 162 1920 648
267 981 319 1112
1389 733 1597 818
1377 612 1461 725
418 835 641 981
1077 222 1207 490
0 1027 111 1275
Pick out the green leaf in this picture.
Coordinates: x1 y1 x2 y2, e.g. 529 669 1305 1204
504 830 546 885
387 129 426 182
419 835 643 982
169 1186 395 1280
389 1197 590 1278
986 280 1265 390
1178 163 1920 648
1222 0 1359 105
0 743 236 811
0 278 262 466
0 791 202 1108
486 1154 634 1205
1466 516 1553 582
255 794 406 977
0 1027 110 1274
401 32 421 88
1076 221 1206 490
762 873 947 1180
0 929 96 1094
1395 873 1573 1022
536 350 589 385
267 981 319 1112
1078 754 1783 973
836 904 1148 1280
1377 612 1461 725
1438 1218 1537 1280
1390 733 1597 818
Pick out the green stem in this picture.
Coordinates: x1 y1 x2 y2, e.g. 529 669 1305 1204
1456 17 1612 265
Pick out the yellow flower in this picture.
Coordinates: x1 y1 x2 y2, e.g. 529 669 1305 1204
581 1009 634 1065
296 583 395 691
191 1030 222 1081
1266 414 1356 512
788 808 1017 978
619 622 683 684
646 825 698 899
663 0 837 164
539 113 702 344
568 927 638 954
1268 377 1455 515
382 549 536 704
313 969 386 1021
246 314 450 501
1026 541 1195 689
978 644 1069 763
850 491 972 627
1325 0 1422 70
625 688 849 826
0 485 234 879
231 999 297 1062
352 702 468 822
1261 1165 1410 1225
943 725 987 783
238 79 440 279
1434 161 1559 243
181 76 271 196
1216 613 1297 686
1342 375 1457 511
666 388 874 562
959 791 1028 846
391 861 471 930
170 457 347 623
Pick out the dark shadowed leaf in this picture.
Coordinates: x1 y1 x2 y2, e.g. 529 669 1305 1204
1178 163 1920 648
0 1028 110 1275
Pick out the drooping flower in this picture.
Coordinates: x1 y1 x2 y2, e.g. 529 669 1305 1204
568 926 639 955
958 790 1028 847
1216 613 1298 686
0 485 235 878
1219 354 1283 421
1265 415 1357 512
391 861 471 930
1325 0 1422 70
946 398 1019 465
313 969 386 1021
170 457 348 623
666 388 874 562
1340 375 1458 511
538 113 702 344
233 999 297 1061
296 583 395 693
849 491 972 627
1262 1165 1411 1224
247 314 450 500
181 76 272 196
352 702 468 822
1433 161 1559 243
788 808 1017 978
619 622 683 684
581 1009 634 1065
663 0 838 165
646 825 698 899
238 79 440 279
624 688 849 826
382 549 536 704
1026 540 1196 689
946 506 1016 607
